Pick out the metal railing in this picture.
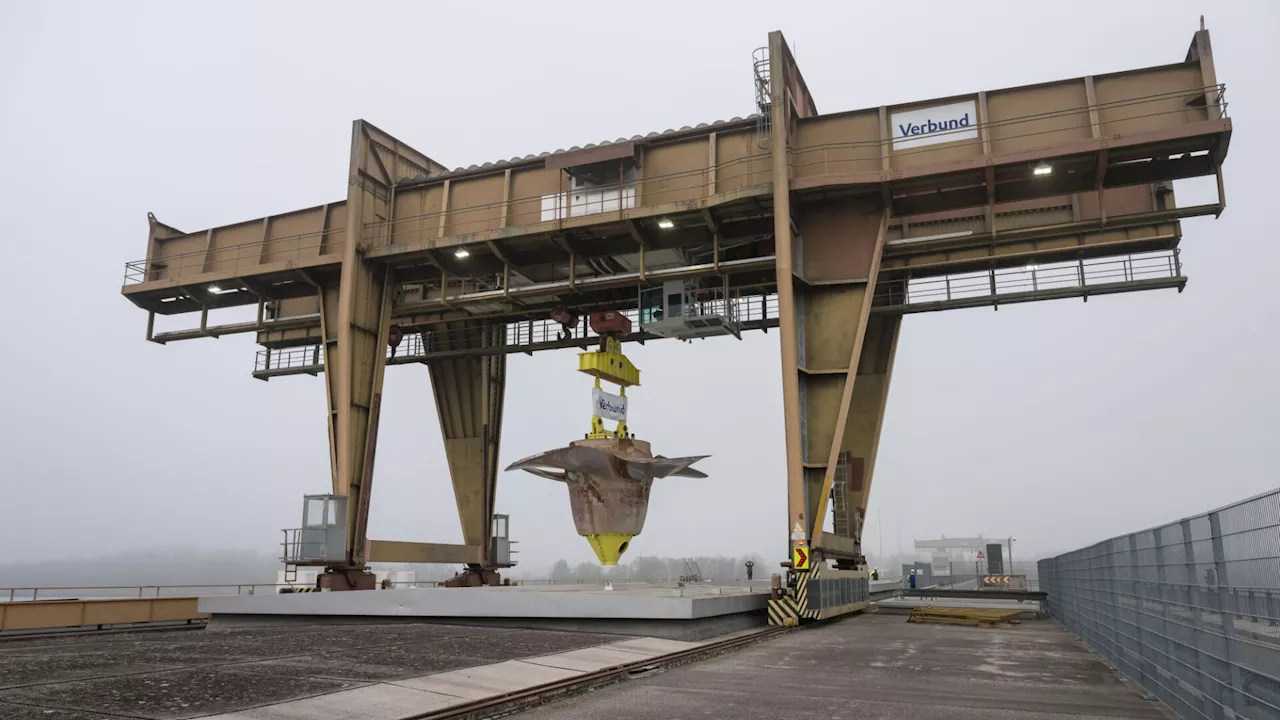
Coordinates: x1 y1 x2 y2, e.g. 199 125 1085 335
122 232 343 285
1039 488 1280 720
0 581 453 601
2 584 280 602
3 576 755 602
255 345 324 374
875 250 1183 310
252 293 779 374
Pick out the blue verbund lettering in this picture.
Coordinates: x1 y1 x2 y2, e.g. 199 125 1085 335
898 112 971 138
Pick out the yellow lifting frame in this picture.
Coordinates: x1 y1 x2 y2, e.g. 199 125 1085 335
579 336 639 440
578 336 639 387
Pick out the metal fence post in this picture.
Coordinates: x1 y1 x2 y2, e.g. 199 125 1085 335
1125 533 1149 686
1208 511 1247 717
1152 526 1177 697
1181 518 1224 719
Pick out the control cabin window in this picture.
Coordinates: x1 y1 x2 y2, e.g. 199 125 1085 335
541 161 637 221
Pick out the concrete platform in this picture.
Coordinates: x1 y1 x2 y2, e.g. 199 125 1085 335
876 595 1045 619
512 613 1171 720
201 582 767 620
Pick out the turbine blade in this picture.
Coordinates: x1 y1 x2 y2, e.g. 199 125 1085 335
622 454 710 479
520 467 568 482
505 445 614 476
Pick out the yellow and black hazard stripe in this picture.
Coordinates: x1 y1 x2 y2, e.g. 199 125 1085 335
794 569 822 619
767 596 803 626
279 587 318 593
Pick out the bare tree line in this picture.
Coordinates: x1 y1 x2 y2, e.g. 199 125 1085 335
533 554 770 584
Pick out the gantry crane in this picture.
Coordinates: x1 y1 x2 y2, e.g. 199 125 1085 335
121 26 1228 613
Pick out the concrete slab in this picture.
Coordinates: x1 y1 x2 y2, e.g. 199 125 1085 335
603 637 701 657
393 660 579 699
523 646 655 672
198 582 770 621
876 596 1044 616
869 579 902 594
511 615 1171 720
210 683 461 720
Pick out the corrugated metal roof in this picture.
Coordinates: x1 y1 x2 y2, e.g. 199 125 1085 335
397 115 760 185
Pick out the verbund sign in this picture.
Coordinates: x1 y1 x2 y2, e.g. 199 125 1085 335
591 388 627 422
891 100 978 150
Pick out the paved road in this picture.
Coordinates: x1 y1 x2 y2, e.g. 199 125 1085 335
514 613 1169 720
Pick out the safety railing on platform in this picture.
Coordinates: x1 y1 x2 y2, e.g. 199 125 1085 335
2 577 737 603
122 233 344 285
875 250 1183 311
414 292 777 357
2 584 278 602
1039 488 1280 720
255 345 324 375
253 293 779 374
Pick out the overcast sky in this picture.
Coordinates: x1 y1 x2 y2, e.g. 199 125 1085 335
1 1 1276 576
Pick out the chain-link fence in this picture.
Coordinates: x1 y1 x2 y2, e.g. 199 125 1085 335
1039 489 1280 720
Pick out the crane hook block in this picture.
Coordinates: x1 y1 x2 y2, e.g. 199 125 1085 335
589 311 632 337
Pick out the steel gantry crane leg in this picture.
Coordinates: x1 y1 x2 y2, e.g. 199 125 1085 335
426 322 508 586
768 31 895 586
315 121 399 590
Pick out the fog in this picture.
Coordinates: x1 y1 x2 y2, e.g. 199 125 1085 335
2 1 1277 584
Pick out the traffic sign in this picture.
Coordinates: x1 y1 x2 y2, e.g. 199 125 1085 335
976 551 985 559
792 546 810 570
791 521 806 541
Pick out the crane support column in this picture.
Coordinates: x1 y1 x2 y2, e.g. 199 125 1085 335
793 203 890 562
317 121 400 590
768 30 809 561
837 314 899 553
769 31 895 568
427 321 507 586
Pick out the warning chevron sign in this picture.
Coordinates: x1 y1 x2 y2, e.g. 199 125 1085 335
793 546 810 570
982 575 1011 587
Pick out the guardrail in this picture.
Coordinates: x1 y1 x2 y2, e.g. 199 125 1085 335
3 584 285 602
253 293 781 375
3 577 771 603
1040 488 1280 720
873 250 1184 311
